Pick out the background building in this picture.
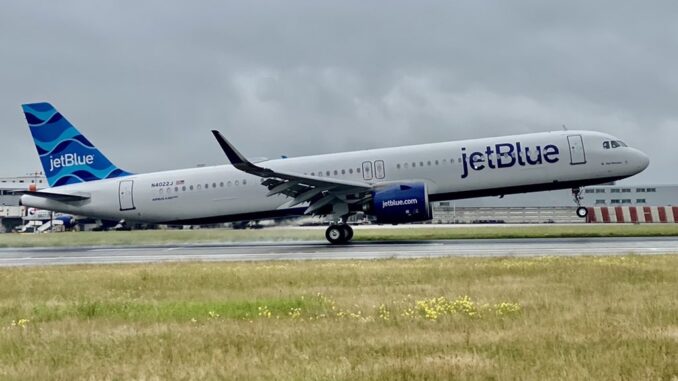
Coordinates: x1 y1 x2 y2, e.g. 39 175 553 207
432 184 677 224
0 173 46 232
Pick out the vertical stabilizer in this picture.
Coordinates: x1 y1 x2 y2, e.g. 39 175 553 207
22 102 132 187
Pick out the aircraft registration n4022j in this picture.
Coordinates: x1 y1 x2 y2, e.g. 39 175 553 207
19 102 649 244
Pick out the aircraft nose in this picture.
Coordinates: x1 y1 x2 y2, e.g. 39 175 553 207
635 149 650 172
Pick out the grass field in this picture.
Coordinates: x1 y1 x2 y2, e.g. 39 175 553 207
1 223 678 248
1 256 677 380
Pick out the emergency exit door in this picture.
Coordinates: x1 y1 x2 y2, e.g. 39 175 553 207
567 135 587 165
118 180 135 211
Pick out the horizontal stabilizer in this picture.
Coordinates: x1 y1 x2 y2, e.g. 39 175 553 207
15 190 90 202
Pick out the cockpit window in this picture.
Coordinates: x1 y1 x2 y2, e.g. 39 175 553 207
604 140 628 149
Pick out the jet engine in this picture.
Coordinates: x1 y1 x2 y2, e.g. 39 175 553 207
367 182 432 224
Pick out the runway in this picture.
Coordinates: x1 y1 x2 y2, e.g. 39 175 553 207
0 236 676 267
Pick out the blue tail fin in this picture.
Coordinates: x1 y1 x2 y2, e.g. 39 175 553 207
22 102 132 187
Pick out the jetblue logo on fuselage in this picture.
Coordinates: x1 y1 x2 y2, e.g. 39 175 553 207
461 142 559 179
49 153 94 172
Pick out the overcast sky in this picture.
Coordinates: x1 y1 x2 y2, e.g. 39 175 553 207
1 1 676 184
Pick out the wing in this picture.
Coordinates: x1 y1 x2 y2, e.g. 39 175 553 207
211 130 372 217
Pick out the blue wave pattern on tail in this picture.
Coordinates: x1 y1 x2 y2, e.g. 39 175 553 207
22 102 132 187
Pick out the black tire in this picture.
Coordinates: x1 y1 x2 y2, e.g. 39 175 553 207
343 225 354 241
325 225 346 244
576 207 588 218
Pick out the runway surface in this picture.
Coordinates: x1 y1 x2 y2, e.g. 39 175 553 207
0 237 677 267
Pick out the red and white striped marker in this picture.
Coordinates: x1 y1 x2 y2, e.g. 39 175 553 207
587 206 678 223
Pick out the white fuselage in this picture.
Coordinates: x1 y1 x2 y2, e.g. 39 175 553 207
21 130 649 224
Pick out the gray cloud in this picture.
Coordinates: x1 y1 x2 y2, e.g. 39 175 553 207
1 1 676 183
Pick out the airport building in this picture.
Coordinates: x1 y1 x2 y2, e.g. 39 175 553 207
0 173 46 232
432 184 678 224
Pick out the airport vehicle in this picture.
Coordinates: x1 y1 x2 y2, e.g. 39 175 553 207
19 102 649 243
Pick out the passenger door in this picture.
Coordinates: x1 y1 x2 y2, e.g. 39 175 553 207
118 180 135 211
362 161 374 180
567 135 587 165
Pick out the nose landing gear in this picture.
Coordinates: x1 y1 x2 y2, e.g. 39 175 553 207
572 187 588 218
325 223 354 244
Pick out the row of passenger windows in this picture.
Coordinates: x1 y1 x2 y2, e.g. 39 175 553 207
396 158 460 170
301 158 461 179
156 179 248 195
304 168 362 177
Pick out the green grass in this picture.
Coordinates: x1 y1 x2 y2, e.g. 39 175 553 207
1 224 677 248
1 256 677 380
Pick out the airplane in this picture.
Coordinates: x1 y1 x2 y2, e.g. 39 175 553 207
18 102 649 244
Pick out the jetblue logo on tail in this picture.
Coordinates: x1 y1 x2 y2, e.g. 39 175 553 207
49 153 95 172
461 142 559 179
22 102 132 187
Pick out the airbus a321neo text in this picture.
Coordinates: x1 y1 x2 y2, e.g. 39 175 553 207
19 102 649 244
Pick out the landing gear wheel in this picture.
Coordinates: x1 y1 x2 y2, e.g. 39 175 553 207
325 225 347 244
325 224 353 244
572 188 588 219
343 225 354 241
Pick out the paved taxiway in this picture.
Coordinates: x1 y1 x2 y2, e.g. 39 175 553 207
0 237 676 267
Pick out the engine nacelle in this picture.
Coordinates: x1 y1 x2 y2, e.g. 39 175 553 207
369 182 432 224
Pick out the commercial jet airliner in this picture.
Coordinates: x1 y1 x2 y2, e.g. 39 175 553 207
19 102 649 244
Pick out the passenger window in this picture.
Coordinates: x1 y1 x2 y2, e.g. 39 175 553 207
341 169 345 174
334 170 338 175
396 164 401 169
603 141 610 149
190 185 194 191
427 161 431 166
326 171 330 176
235 180 239 186
219 182 224 187
227 181 232 187
182 186 186 191
349 169 353 174
197 184 201 190
357 168 361 173
213 183 217 188
243 179 247 185
412 162 416 168
435 160 439 165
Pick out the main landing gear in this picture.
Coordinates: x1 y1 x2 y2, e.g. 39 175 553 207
572 187 588 218
325 223 354 245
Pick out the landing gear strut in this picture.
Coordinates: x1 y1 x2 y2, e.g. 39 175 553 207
572 187 588 218
325 223 353 245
